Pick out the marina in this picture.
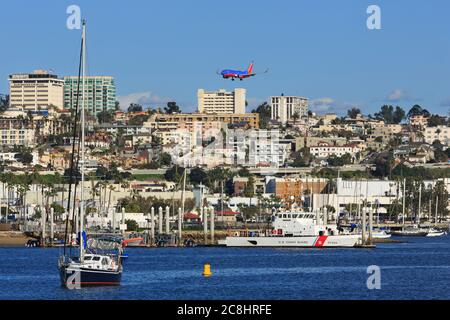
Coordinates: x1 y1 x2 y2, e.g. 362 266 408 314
1 236 450 300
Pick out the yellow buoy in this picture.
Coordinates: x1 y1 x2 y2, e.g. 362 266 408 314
203 263 212 277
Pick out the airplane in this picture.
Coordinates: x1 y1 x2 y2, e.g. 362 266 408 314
218 62 268 81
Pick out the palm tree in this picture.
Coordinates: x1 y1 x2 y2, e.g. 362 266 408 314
292 112 300 124
106 183 116 219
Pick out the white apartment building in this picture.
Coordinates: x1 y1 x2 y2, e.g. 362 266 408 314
228 129 290 167
424 125 450 146
198 88 246 114
270 95 308 124
168 128 290 168
9 70 64 109
0 126 35 148
309 142 360 159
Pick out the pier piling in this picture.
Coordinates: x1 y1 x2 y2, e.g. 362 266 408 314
41 207 46 247
361 203 366 245
203 206 208 245
210 206 215 244
368 205 373 245
150 207 155 246
158 206 163 234
178 207 182 244
165 206 170 234
50 207 54 246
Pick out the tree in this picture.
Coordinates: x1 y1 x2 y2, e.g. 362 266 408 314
125 219 139 231
128 114 149 125
97 110 114 124
327 153 353 166
433 181 449 219
160 152 172 166
237 167 251 177
433 149 448 163
374 105 405 124
374 105 394 123
407 105 430 119
251 102 271 129
189 167 207 186
427 114 446 127
164 102 181 114
14 151 33 165
128 103 143 113
0 94 9 112
50 203 65 218
243 176 255 198
347 108 361 119
205 167 234 193
372 154 395 178
393 106 406 124
292 148 312 167
164 165 185 182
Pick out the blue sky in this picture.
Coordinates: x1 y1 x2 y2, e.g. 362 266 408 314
1 0 450 115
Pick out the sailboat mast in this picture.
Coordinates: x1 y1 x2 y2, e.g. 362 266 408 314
80 20 86 261
402 178 406 226
417 183 422 224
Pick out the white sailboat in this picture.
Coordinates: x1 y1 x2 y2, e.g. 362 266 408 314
58 20 122 287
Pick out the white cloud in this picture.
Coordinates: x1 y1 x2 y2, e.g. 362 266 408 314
309 97 336 112
309 97 362 115
386 89 410 102
117 91 172 110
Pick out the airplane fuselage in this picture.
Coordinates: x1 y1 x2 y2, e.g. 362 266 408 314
220 69 254 80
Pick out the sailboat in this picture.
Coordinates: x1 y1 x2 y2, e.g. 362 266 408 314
426 228 447 237
58 20 122 287
391 180 429 237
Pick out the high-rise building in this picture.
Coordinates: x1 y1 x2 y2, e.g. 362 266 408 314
64 76 116 116
198 88 246 114
270 95 308 124
8 70 64 109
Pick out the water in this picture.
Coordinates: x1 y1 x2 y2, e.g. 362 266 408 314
1 236 450 300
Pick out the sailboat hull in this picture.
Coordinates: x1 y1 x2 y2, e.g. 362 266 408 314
390 231 428 237
59 265 122 287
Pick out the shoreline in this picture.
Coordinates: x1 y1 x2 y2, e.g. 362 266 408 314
0 231 33 247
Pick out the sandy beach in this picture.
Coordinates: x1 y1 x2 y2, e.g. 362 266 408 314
0 231 32 247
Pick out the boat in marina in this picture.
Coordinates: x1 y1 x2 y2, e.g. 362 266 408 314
371 230 391 239
426 228 447 237
58 20 123 287
122 234 145 247
218 211 361 247
390 225 429 237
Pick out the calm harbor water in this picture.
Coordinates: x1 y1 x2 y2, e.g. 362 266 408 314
1 236 450 300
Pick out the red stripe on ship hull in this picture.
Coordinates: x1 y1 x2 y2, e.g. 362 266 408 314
314 236 328 247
